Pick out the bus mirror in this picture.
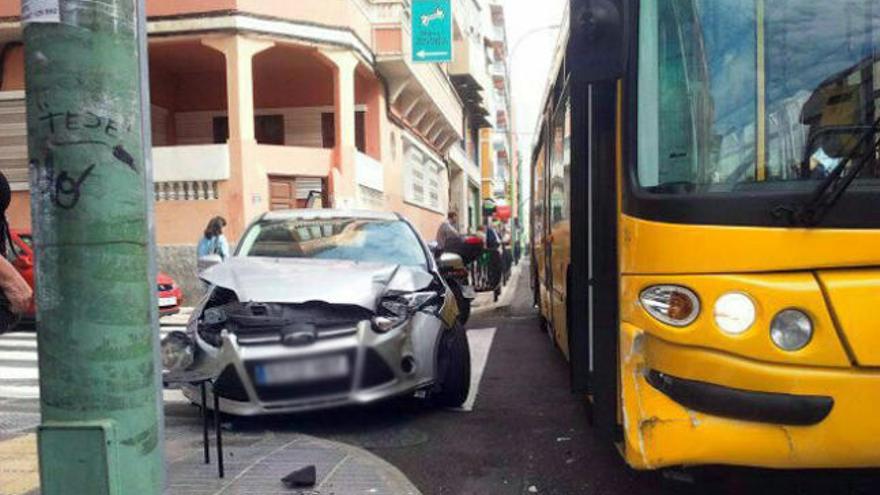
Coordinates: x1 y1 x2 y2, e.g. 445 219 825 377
569 0 628 83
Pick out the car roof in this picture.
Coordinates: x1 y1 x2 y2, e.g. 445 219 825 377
260 209 402 223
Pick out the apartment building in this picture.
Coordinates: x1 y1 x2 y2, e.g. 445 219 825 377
0 0 484 248
484 0 518 223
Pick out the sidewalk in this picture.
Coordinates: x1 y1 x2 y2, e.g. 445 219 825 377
471 262 524 317
1 414 421 495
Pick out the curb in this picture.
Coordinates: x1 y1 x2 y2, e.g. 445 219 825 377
471 263 524 317
308 434 423 495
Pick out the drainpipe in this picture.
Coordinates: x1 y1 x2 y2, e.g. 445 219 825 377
23 0 163 493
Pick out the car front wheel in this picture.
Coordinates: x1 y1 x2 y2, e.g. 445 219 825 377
432 323 471 408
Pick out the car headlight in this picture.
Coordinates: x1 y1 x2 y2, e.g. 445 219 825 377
714 292 757 335
770 309 813 351
161 331 195 371
373 291 438 333
639 285 700 327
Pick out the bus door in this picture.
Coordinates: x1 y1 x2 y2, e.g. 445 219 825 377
532 141 552 318
568 79 621 438
548 89 572 358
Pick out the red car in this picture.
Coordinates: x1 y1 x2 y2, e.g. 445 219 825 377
8 229 183 318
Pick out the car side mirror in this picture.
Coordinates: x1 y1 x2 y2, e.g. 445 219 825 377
197 254 223 273
438 252 465 271
569 0 628 83
427 241 440 256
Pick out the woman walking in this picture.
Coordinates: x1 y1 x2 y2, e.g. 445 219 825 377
197 216 230 268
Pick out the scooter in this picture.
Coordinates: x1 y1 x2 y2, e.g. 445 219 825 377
431 237 480 325
437 251 476 325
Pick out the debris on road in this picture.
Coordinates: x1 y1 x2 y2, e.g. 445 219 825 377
282 465 317 489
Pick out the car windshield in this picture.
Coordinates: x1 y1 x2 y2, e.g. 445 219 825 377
237 218 427 267
638 0 880 194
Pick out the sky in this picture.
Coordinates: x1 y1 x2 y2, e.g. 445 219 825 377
501 0 567 203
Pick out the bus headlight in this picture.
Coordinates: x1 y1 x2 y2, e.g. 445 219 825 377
770 309 813 351
639 285 700 327
714 293 756 335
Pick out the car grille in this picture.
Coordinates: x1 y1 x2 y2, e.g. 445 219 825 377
229 303 370 347
245 350 356 402
236 326 358 346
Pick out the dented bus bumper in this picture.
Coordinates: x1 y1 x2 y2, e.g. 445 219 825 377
620 324 880 470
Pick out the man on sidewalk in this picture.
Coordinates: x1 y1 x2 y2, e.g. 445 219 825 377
436 211 461 251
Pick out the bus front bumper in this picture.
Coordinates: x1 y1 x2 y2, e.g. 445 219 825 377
621 323 880 470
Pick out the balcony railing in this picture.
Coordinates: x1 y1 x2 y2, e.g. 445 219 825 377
355 151 385 192
153 144 230 201
448 143 480 183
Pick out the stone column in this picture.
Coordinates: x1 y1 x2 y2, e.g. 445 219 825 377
321 50 360 209
203 35 274 237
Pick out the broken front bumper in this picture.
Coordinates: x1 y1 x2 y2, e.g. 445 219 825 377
621 323 880 470
182 313 444 416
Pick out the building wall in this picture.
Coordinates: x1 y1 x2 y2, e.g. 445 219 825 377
0 45 23 91
1 1 460 297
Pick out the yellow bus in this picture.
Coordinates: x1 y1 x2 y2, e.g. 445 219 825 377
531 0 880 469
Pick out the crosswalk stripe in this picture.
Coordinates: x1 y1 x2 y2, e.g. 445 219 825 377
0 368 38 380
0 333 36 341
0 385 39 399
0 342 37 351
458 327 497 413
0 350 36 361
0 387 191 403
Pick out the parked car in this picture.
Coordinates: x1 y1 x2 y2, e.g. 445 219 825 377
161 209 472 415
8 229 183 319
156 271 184 317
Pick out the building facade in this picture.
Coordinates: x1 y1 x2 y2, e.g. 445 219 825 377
0 0 514 293
483 0 519 225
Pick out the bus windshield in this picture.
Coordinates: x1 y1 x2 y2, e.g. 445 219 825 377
638 0 880 194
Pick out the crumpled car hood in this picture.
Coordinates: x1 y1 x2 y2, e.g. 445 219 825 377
200 257 434 311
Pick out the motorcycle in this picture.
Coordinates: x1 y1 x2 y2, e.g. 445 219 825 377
431 236 481 325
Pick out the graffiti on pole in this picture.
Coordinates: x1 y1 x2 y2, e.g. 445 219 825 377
30 104 140 210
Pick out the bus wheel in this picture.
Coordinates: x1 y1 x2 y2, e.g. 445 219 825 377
432 323 471 408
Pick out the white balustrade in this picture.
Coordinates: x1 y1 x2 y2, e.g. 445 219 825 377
154 181 220 202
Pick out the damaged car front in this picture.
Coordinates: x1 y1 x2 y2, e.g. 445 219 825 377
161 211 471 415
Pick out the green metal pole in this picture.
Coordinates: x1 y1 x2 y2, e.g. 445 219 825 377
23 0 163 493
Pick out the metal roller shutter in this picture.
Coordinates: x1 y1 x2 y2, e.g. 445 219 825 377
0 95 28 185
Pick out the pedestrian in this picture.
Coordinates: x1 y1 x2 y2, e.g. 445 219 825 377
513 217 523 264
0 172 33 333
483 219 503 288
197 216 230 270
436 211 461 251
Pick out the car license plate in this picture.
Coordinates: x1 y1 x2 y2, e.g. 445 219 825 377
159 296 178 307
256 355 350 386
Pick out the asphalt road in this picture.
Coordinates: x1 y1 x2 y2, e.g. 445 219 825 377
4 264 880 494
222 265 880 495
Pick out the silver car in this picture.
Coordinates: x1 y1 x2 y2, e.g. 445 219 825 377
162 209 471 415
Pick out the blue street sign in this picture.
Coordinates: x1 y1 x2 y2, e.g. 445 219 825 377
412 0 453 63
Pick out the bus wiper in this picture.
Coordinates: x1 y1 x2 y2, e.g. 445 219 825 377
773 115 880 227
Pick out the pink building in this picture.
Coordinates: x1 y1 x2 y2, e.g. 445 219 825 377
0 0 495 294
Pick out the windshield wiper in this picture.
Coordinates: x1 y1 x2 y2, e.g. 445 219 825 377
773 115 880 227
